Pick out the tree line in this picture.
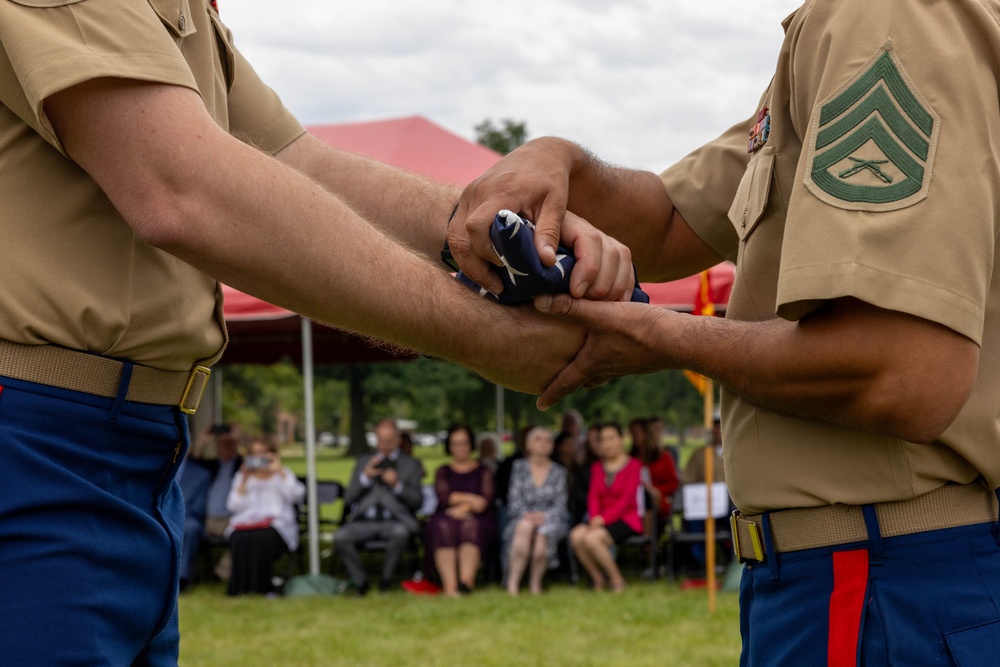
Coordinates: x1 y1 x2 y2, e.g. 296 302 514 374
220 357 705 452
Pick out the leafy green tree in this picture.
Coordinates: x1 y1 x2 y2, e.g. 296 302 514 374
557 369 703 436
475 118 528 155
221 360 305 436
361 357 494 432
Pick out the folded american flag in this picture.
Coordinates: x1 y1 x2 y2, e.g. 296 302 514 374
456 210 649 305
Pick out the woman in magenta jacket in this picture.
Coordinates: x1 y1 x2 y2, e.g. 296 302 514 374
569 422 642 592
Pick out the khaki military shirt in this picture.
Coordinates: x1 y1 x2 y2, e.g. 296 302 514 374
0 0 304 371
662 0 1000 514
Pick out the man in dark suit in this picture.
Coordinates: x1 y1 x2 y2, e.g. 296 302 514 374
336 418 423 595
178 423 243 589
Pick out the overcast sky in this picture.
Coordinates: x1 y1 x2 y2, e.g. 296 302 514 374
221 0 802 172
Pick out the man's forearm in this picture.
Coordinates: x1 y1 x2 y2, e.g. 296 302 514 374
276 133 458 261
46 80 584 393
536 294 977 441
655 300 978 443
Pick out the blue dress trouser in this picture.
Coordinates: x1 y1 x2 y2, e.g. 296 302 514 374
0 374 188 666
740 503 1000 666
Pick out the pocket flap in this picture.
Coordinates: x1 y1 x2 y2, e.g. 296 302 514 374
946 620 1000 665
147 0 196 38
727 147 775 241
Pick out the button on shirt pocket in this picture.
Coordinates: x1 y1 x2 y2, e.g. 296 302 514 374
147 0 196 39
727 146 776 241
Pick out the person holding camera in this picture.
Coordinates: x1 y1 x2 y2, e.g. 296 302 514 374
224 437 305 596
336 419 424 595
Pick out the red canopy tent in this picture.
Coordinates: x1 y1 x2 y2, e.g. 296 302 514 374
308 116 503 187
222 286 414 365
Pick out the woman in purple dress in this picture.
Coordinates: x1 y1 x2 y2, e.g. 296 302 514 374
426 424 496 596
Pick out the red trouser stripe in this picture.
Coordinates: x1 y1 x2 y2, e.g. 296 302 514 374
828 549 869 667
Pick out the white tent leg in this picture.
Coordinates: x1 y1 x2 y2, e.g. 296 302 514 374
301 317 320 576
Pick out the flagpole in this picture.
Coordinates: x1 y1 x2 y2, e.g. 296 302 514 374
704 382 717 613
687 268 718 612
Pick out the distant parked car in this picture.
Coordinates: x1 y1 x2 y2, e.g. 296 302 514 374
414 433 438 447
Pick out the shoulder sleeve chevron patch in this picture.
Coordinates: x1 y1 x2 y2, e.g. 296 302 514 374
804 40 940 211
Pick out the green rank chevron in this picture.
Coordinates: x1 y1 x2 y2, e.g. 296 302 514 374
808 47 938 209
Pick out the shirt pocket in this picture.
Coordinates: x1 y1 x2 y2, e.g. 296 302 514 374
207 10 235 92
727 145 775 242
147 0 197 39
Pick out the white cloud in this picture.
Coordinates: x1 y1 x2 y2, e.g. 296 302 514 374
221 0 802 170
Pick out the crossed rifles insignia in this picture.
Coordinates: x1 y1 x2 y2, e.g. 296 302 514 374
805 42 939 211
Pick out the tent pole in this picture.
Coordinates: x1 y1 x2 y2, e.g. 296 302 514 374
301 317 320 576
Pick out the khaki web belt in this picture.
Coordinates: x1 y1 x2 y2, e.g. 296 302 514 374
731 482 998 563
0 339 210 414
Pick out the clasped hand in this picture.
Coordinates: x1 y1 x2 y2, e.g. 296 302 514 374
451 138 673 408
448 139 635 303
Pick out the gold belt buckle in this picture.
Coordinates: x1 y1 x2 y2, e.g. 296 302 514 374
179 365 212 415
731 510 765 563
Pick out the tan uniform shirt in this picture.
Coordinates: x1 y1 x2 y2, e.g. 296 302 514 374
0 0 305 371
662 0 1000 514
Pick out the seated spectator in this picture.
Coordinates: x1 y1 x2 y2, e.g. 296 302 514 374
178 422 242 589
630 418 679 534
399 431 415 456
504 426 569 595
648 415 667 450
477 434 500 474
559 408 585 459
553 430 583 526
565 423 603 527
569 422 642 593
425 424 496 596
335 419 423 595
495 427 529 509
225 437 305 596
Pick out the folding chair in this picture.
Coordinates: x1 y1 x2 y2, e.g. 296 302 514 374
665 482 733 582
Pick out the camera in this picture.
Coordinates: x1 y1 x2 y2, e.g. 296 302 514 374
245 455 271 470
375 458 397 471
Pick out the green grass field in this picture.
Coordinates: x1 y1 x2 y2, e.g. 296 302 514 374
179 582 742 666
179 444 742 666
